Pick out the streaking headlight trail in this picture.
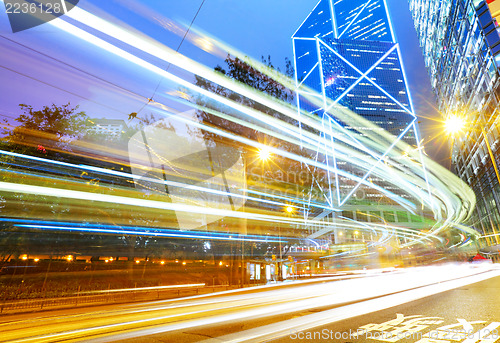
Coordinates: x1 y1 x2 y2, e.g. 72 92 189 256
0 0 476 254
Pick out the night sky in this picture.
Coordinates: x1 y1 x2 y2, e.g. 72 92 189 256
0 0 446 164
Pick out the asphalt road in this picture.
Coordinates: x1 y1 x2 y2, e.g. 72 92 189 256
271 271 500 343
0 264 498 343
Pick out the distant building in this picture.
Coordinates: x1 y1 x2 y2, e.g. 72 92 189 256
409 0 500 252
88 118 127 136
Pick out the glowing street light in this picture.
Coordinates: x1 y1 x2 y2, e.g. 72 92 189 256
258 147 271 160
444 115 465 135
285 205 294 214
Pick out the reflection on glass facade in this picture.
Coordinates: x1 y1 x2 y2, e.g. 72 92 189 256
409 0 500 250
318 38 415 138
293 0 428 231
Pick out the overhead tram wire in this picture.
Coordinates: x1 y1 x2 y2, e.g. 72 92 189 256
135 0 207 116
0 64 123 115
0 36 190 125
0 39 149 118
0 35 143 101
0 2 207 121
0 32 184 120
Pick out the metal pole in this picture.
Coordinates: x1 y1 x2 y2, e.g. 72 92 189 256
241 239 244 288
279 225 282 281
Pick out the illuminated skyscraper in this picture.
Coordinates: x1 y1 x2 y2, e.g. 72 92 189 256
409 0 500 252
293 0 429 231
293 0 416 138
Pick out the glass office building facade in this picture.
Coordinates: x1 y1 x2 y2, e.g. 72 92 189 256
293 0 432 242
409 0 500 251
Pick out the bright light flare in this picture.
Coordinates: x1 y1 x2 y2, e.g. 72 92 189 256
258 147 271 161
444 115 466 135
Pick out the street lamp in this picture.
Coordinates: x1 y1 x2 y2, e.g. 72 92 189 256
277 205 295 281
258 147 271 161
445 114 500 186
444 115 466 135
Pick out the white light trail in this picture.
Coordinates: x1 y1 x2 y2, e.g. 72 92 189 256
2 264 496 343
0 2 478 246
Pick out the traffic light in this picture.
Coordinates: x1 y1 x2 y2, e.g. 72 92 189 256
288 255 293 262
272 254 276 261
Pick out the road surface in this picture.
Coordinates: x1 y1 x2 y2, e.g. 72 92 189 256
0 263 498 343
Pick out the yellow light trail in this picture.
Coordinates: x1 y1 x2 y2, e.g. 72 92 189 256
0 1 477 247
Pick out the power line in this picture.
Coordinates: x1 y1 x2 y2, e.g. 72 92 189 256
1 1 207 123
136 0 206 116
0 34 164 120
0 35 148 104
0 64 125 115
176 0 207 59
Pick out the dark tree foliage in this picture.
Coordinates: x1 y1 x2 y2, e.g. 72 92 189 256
215 55 294 103
0 103 89 263
2 103 90 158
194 55 296 143
15 103 89 140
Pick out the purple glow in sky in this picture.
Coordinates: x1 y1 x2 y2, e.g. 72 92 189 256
0 0 443 162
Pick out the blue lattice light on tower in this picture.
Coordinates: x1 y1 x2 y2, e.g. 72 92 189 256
293 0 429 213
